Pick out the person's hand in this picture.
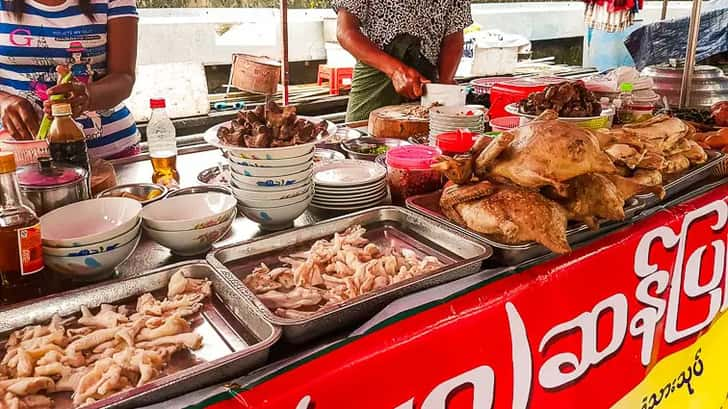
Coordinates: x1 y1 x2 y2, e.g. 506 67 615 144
44 82 92 118
0 94 40 140
390 63 429 100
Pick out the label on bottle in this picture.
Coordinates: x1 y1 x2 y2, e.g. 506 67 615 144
18 224 43 276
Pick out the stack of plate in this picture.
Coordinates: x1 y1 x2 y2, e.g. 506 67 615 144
429 106 485 137
312 160 387 212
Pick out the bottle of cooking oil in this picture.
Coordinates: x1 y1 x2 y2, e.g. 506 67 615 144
0 152 44 304
147 98 180 187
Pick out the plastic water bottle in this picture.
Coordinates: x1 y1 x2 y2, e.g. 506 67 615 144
147 98 179 187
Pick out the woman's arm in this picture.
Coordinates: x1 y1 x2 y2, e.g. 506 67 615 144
336 9 427 100
46 17 138 117
0 91 40 140
438 31 464 84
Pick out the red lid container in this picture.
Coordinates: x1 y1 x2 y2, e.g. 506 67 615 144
435 130 476 155
489 77 568 119
386 145 442 170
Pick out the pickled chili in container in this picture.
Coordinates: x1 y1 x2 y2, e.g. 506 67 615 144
386 145 443 205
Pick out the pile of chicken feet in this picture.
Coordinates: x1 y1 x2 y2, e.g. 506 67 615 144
244 225 444 319
433 110 707 254
0 272 211 408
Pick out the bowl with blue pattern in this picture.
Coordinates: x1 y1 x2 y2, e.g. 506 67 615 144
238 192 312 231
43 234 141 282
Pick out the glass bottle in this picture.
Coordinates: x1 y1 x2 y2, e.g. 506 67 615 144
0 152 44 304
147 98 180 187
48 102 90 172
615 82 634 125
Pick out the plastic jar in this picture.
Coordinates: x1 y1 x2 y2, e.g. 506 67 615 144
435 130 475 157
386 145 443 204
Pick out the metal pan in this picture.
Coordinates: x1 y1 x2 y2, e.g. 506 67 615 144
406 190 645 266
0 261 280 409
636 150 724 209
207 206 491 343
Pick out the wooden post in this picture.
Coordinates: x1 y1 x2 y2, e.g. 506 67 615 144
280 0 290 106
679 0 702 108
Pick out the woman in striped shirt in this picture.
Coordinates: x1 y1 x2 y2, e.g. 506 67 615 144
0 0 139 159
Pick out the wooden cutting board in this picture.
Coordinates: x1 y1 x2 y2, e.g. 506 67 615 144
368 105 429 139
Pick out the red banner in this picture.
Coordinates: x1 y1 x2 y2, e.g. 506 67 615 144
190 184 728 409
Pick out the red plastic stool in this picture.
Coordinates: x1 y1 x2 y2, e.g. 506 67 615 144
317 65 353 95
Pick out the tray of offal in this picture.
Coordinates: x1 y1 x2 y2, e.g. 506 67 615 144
207 206 492 343
0 261 280 409
406 190 646 266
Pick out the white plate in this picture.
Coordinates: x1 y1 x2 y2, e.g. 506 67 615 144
312 160 386 187
313 188 386 204
314 184 386 199
313 180 386 194
430 106 485 118
311 196 387 211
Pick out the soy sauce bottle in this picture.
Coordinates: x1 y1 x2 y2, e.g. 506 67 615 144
48 103 90 172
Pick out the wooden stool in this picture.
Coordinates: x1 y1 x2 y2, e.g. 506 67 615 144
317 65 353 95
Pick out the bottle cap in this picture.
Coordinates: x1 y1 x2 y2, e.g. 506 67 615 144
51 103 72 117
0 152 16 174
150 98 166 109
620 82 634 92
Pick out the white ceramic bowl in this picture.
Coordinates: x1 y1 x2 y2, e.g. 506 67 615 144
231 166 313 188
228 150 314 168
144 213 235 256
230 180 311 201
236 186 312 208
41 198 142 248
229 160 311 178
43 219 142 257
239 194 312 230
44 234 141 281
141 192 237 232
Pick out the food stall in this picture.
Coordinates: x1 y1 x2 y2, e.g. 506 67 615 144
2 3 728 408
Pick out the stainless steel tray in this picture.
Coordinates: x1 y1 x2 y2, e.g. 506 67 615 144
207 206 492 343
636 150 724 209
406 190 645 266
0 261 280 409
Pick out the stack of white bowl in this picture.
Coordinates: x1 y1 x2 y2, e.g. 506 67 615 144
429 106 485 137
141 192 236 256
227 143 315 230
40 197 142 282
311 159 387 212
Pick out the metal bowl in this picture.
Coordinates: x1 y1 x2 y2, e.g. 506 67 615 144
197 164 231 186
167 185 233 199
341 137 410 161
97 183 167 206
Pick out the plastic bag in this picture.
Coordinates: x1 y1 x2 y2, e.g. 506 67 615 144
624 0 728 70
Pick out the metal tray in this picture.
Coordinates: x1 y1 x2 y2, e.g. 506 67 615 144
406 190 645 266
0 261 280 409
207 206 492 343
636 150 725 209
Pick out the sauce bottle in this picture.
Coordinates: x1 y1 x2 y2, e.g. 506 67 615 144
0 152 45 304
48 102 90 172
147 98 180 187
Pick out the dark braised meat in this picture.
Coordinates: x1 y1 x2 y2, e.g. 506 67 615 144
519 81 602 118
216 101 327 148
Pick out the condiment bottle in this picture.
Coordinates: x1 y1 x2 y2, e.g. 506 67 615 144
147 98 180 187
0 152 45 304
48 102 90 172
615 82 634 124
386 145 443 205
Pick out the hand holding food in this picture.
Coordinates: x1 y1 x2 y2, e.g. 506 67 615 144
0 94 40 140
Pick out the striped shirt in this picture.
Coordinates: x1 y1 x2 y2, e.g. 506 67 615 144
0 0 139 159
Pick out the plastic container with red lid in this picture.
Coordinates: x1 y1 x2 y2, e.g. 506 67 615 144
386 145 443 204
489 77 570 119
435 130 476 156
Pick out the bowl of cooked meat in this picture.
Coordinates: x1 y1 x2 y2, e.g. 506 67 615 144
510 81 613 129
205 101 332 160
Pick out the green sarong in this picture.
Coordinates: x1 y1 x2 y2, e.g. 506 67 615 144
345 34 438 122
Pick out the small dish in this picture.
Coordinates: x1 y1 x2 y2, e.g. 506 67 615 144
341 137 410 161
97 183 168 206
